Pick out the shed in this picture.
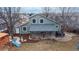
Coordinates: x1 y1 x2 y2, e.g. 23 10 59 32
0 33 9 47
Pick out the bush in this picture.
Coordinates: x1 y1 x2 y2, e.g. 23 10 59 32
55 31 65 37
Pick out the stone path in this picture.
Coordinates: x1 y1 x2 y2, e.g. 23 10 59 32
54 32 77 42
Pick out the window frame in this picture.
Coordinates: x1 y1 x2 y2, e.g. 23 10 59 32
39 19 44 24
32 19 36 24
23 27 26 31
56 25 58 28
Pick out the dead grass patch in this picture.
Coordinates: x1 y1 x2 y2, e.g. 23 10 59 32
1 33 79 51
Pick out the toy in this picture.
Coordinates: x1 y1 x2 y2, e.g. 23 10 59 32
11 38 21 48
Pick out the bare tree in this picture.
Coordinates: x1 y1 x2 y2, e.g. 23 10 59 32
58 7 74 23
42 7 51 17
57 7 77 31
0 7 21 39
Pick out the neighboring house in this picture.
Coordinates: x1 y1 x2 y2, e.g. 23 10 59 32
15 14 62 39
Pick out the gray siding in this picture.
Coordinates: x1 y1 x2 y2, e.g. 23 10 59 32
29 24 60 31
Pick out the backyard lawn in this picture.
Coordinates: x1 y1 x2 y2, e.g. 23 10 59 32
8 35 79 51
0 32 79 51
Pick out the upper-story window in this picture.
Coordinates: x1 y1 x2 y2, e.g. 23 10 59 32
32 19 36 23
40 19 43 23
23 27 26 31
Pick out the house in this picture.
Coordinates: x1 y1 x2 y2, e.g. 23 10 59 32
15 14 62 40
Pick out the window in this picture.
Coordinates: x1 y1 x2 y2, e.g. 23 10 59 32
40 19 43 23
23 27 26 31
56 26 58 28
32 19 36 23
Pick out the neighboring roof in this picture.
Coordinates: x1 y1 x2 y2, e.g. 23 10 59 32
0 33 8 38
15 21 29 28
29 14 60 25
15 15 29 27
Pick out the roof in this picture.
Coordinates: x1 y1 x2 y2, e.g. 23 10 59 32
0 33 8 38
15 15 29 27
15 21 29 28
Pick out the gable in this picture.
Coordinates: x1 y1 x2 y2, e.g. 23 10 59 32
29 14 59 25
